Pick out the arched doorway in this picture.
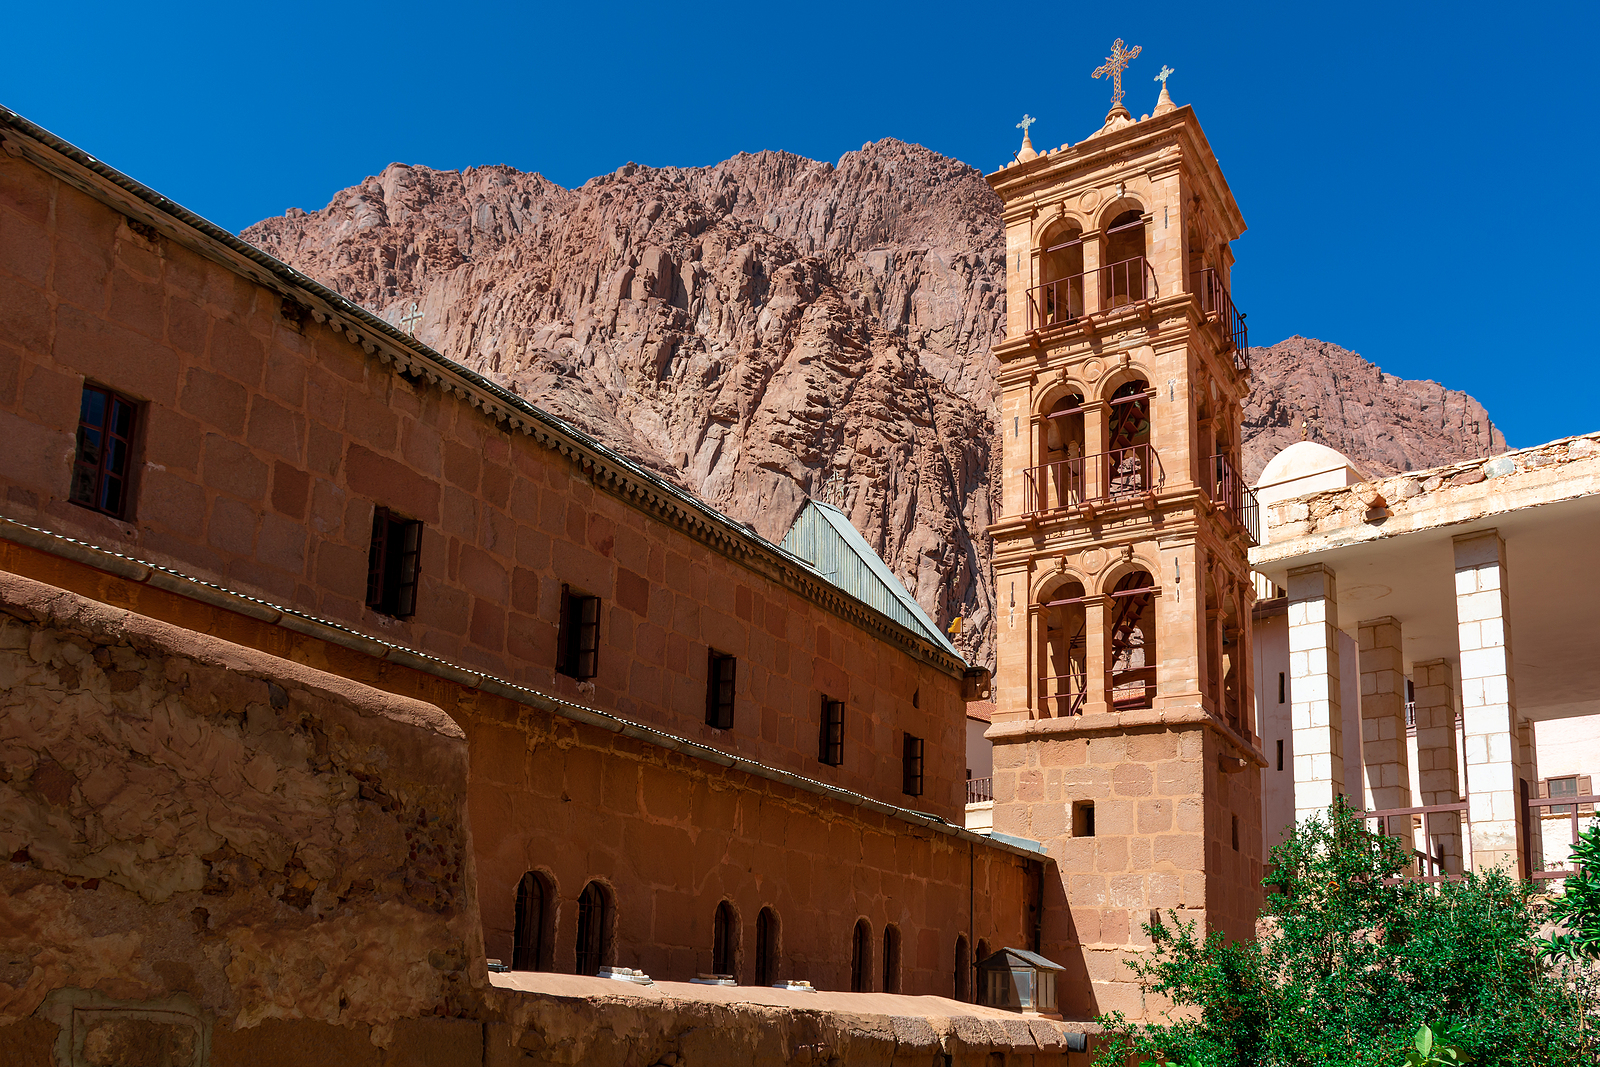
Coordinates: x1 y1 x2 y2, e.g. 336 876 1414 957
850 919 872 992
512 871 552 971
575 881 611 976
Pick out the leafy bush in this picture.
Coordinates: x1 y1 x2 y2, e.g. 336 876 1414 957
1540 824 1600 961
1095 799 1592 1067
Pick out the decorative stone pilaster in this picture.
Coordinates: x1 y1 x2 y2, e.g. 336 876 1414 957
1358 616 1412 846
1288 564 1342 822
1411 658 1462 873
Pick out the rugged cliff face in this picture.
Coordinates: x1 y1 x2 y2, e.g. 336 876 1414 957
243 142 1503 669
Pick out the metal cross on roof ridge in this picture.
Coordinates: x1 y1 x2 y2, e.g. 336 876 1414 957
1092 38 1142 107
400 301 422 335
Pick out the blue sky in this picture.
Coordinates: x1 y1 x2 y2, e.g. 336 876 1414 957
4 1 1595 447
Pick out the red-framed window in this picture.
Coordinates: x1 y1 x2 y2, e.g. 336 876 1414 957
70 384 139 519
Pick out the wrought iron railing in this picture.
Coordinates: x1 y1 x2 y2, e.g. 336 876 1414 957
1195 268 1248 370
1038 672 1088 717
1023 444 1162 515
1208 453 1260 544
966 777 994 805
1025 256 1159 331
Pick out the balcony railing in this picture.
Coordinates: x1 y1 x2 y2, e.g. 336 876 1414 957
1025 256 1159 332
966 776 994 805
1038 672 1088 717
1208 454 1260 544
1024 444 1163 515
1196 268 1249 370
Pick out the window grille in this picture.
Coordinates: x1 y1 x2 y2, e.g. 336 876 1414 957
850 919 871 992
366 508 422 617
70 384 138 519
902 734 925 797
513 872 548 971
1549 776 1580 816
575 882 608 976
706 651 737 729
881 925 901 994
558 587 601 679
712 900 737 977
755 907 777 986
819 698 844 766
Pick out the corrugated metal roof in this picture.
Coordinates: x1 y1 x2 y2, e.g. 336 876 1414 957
780 500 962 660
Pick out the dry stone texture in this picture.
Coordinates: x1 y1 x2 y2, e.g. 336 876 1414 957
243 149 1506 668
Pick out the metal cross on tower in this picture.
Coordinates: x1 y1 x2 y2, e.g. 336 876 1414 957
1155 64 1175 86
1017 114 1036 135
1092 38 1142 107
399 301 423 336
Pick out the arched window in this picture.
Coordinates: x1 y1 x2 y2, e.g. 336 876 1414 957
1103 208 1148 306
712 900 738 978
1107 379 1154 498
1039 224 1084 326
755 907 778 986
850 919 872 992
1110 570 1157 711
882 924 902 994
1038 578 1087 717
1033 392 1086 513
955 934 971 1001
575 881 611 976
512 871 552 971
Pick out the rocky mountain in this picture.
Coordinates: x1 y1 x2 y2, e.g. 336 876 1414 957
243 142 1503 669
1240 336 1505 482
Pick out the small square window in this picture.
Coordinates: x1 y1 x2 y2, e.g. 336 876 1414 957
1549 776 1579 816
558 587 601 680
818 697 844 766
902 734 925 797
706 651 736 729
70 384 139 519
1072 801 1095 838
366 508 423 617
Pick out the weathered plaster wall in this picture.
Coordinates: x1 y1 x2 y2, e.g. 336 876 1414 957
0 572 483 1046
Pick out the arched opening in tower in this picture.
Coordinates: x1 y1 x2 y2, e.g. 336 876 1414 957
1036 392 1085 511
1104 209 1147 306
1038 578 1087 716
1110 570 1157 711
1107 379 1154 498
1041 223 1084 325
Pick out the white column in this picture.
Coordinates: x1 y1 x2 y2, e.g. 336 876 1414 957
1359 617 1413 847
1453 531 1525 878
1412 659 1462 873
1289 564 1343 823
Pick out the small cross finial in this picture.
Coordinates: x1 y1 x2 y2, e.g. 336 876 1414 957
400 301 422 336
1092 38 1143 108
1017 114 1035 134
1155 65 1175 86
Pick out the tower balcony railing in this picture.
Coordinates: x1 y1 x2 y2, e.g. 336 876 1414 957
1195 268 1249 370
1025 256 1159 332
1208 453 1260 544
1023 444 1163 515
966 776 994 805
1038 672 1088 717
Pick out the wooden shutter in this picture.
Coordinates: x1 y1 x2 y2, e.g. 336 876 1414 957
1581 775 1594 815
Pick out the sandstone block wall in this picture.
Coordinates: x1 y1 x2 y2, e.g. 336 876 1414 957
0 148 966 821
0 571 483 1053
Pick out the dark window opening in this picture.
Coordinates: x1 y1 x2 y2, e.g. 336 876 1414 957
1550 775 1580 816
366 508 423 617
558 587 601 679
712 900 737 978
850 919 872 992
1072 801 1096 838
706 651 737 729
1278 672 1285 704
575 881 610 976
1276 739 1284 773
1231 814 1241 852
755 907 777 986
513 871 551 971
819 697 844 766
912 688 920 709
902 734 925 797
70 384 139 519
882 925 901 994
955 934 971 1001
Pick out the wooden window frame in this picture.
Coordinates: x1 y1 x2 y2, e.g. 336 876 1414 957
366 507 423 618
70 383 140 520
706 650 737 730
902 734 925 797
558 586 601 680
819 697 844 766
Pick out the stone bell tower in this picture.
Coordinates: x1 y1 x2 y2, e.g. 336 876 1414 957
984 58 1266 1019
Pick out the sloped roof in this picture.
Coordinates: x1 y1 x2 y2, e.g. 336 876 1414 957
780 500 962 661
977 947 1066 972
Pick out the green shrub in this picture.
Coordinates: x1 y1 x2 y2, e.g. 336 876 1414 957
1095 798 1591 1067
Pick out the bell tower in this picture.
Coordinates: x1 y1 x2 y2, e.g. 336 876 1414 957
984 63 1266 1019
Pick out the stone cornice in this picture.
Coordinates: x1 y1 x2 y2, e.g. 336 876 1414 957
0 106 968 680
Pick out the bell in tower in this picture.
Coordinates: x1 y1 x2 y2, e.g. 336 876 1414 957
984 48 1266 1020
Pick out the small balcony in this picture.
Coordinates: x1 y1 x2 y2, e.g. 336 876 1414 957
1023 444 1162 515
1038 672 1087 718
1195 268 1249 370
1208 453 1260 544
1025 256 1159 332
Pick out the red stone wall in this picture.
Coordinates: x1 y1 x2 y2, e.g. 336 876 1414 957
0 151 967 822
